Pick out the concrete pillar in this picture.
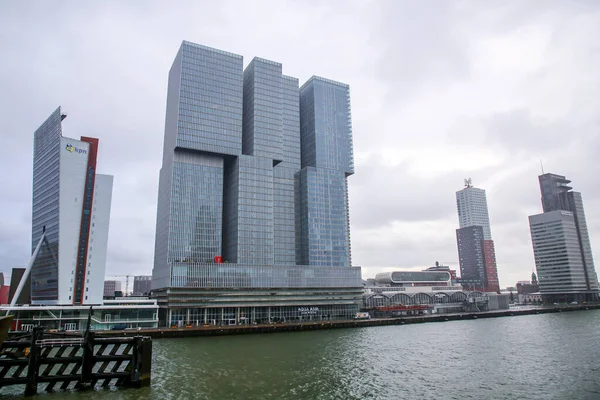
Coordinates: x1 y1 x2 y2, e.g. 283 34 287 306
251 307 255 324
236 307 240 324
268 307 271 322
186 309 190 325
204 309 207 325
167 309 172 327
220 308 224 325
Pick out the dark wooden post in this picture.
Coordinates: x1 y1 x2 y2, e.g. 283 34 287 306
128 336 152 387
138 337 152 387
79 330 95 388
24 327 42 396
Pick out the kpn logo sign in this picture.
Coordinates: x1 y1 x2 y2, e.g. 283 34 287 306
65 143 87 154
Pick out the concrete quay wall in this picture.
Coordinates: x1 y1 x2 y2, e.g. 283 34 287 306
91 304 600 339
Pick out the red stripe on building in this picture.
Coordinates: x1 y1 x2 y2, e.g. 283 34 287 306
73 136 99 305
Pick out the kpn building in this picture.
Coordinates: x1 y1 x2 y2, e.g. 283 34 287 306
30 108 113 306
152 41 362 326
1 108 158 332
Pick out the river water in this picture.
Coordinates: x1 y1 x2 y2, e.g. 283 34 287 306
3 310 600 399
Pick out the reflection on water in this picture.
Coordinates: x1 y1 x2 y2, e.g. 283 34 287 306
2 310 600 399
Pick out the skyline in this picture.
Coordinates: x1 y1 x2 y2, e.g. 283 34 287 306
1 1 600 287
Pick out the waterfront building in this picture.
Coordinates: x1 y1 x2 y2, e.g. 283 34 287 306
133 276 152 296
3 298 158 331
424 261 457 281
455 179 500 292
103 280 122 298
30 108 113 305
363 270 508 316
516 272 539 295
529 175 599 303
518 292 542 304
151 41 361 327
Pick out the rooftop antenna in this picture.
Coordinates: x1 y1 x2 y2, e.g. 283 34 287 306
464 178 472 188
540 160 544 174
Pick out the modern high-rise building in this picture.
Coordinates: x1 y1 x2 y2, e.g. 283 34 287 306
133 276 152 296
455 179 500 292
528 173 599 303
151 41 361 326
30 107 113 305
103 280 122 298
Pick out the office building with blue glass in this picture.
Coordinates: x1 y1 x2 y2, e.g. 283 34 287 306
152 41 361 326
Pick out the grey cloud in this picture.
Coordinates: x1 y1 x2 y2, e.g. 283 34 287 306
1 1 600 289
349 157 504 229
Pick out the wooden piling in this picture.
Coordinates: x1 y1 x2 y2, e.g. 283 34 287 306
0 329 152 395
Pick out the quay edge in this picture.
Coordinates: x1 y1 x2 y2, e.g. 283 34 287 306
86 304 600 339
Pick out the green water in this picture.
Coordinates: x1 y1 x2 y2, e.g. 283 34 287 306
2 310 600 399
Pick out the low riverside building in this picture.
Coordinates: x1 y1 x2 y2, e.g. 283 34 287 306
519 292 542 304
363 270 509 316
0 298 158 332
152 265 362 327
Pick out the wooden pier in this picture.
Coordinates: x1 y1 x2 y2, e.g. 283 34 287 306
0 327 151 396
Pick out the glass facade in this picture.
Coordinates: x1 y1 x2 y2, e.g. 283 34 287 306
166 304 359 327
242 58 283 160
31 108 62 302
456 226 486 285
568 192 599 290
390 271 451 283
296 167 350 266
169 152 224 264
273 75 301 265
299 77 354 174
176 41 243 156
152 41 361 324
169 263 361 288
529 211 588 293
296 77 354 268
223 155 274 264
529 174 599 299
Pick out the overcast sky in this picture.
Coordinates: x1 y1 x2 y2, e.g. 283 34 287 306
1 0 599 288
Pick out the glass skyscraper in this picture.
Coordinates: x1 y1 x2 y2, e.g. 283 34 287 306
455 180 500 292
152 42 361 326
31 107 113 305
529 173 599 303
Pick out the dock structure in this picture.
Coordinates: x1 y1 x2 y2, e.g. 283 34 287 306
89 303 600 339
0 327 151 396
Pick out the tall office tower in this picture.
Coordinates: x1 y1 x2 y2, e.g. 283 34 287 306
529 173 599 303
455 179 500 292
152 41 361 326
297 77 354 267
31 107 113 305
